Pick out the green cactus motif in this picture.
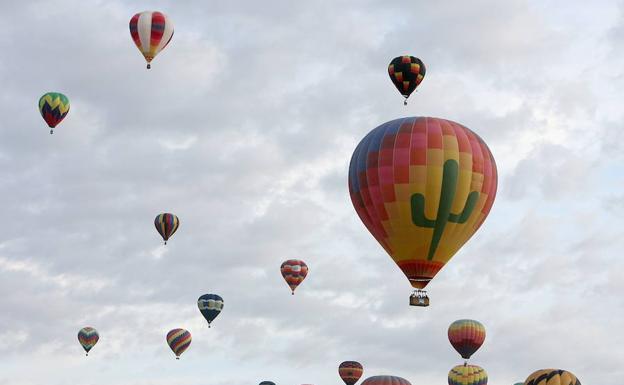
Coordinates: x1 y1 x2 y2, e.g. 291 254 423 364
411 159 479 260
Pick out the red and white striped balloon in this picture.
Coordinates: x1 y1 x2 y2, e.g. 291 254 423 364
129 11 174 69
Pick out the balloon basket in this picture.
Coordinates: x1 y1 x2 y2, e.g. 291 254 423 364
409 290 429 307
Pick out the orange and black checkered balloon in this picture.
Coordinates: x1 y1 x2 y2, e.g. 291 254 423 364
388 56 426 103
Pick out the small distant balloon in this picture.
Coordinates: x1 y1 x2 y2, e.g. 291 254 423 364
129 11 174 69
77 327 99 356
259 382 276 385
448 319 486 360
154 213 179 245
388 56 426 105
448 364 488 385
166 328 191 359
524 369 581 385
280 259 308 294
39 92 70 134
361 376 411 385
339 361 364 385
197 293 224 328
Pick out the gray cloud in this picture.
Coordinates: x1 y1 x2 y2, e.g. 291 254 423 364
0 0 622 384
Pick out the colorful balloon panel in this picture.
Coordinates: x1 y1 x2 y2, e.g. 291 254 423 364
361 375 411 385
280 259 308 294
339 361 364 385
129 11 174 68
39 92 70 133
154 213 179 244
524 370 580 385
348 117 497 289
77 327 99 355
448 364 488 385
448 319 486 359
197 293 224 326
388 56 426 100
166 328 191 359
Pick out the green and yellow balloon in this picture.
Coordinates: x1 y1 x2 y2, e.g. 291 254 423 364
39 92 70 134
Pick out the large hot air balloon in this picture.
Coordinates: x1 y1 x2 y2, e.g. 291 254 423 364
524 370 581 385
388 56 426 105
339 361 364 385
348 117 497 305
154 213 179 245
197 293 223 328
166 328 191 359
77 327 99 356
448 319 486 361
280 259 308 294
39 92 70 134
361 375 411 385
448 364 488 385
129 11 174 69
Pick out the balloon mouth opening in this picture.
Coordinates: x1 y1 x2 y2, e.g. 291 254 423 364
408 277 431 289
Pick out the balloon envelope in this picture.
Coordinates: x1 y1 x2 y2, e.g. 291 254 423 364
259 382 276 385
448 364 488 385
129 11 174 68
77 327 99 355
524 369 580 385
448 319 486 359
166 328 191 358
348 117 497 290
339 361 364 385
154 213 179 243
361 376 411 385
280 259 308 294
388 56 426 101
197 293 224 326
39 92 69 133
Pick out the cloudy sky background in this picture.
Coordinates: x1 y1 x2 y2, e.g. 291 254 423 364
0 0 622 384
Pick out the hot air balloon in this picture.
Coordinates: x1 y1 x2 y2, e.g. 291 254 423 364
339 361 364 385
524 369 581 385
39 92 70 134
448 364 488 385
448 319 486 362
166 328 191 359
348 117 497 306
129 11 174 69
388 56 426 105
77 327 99 356
280 259 308 294
154 213 179 244
361 375 411 385
259 382 276 385
197 293 223 328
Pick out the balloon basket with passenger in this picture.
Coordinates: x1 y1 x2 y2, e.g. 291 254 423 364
409 289 429 307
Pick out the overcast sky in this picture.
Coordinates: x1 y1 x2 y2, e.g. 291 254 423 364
0 0 622 384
